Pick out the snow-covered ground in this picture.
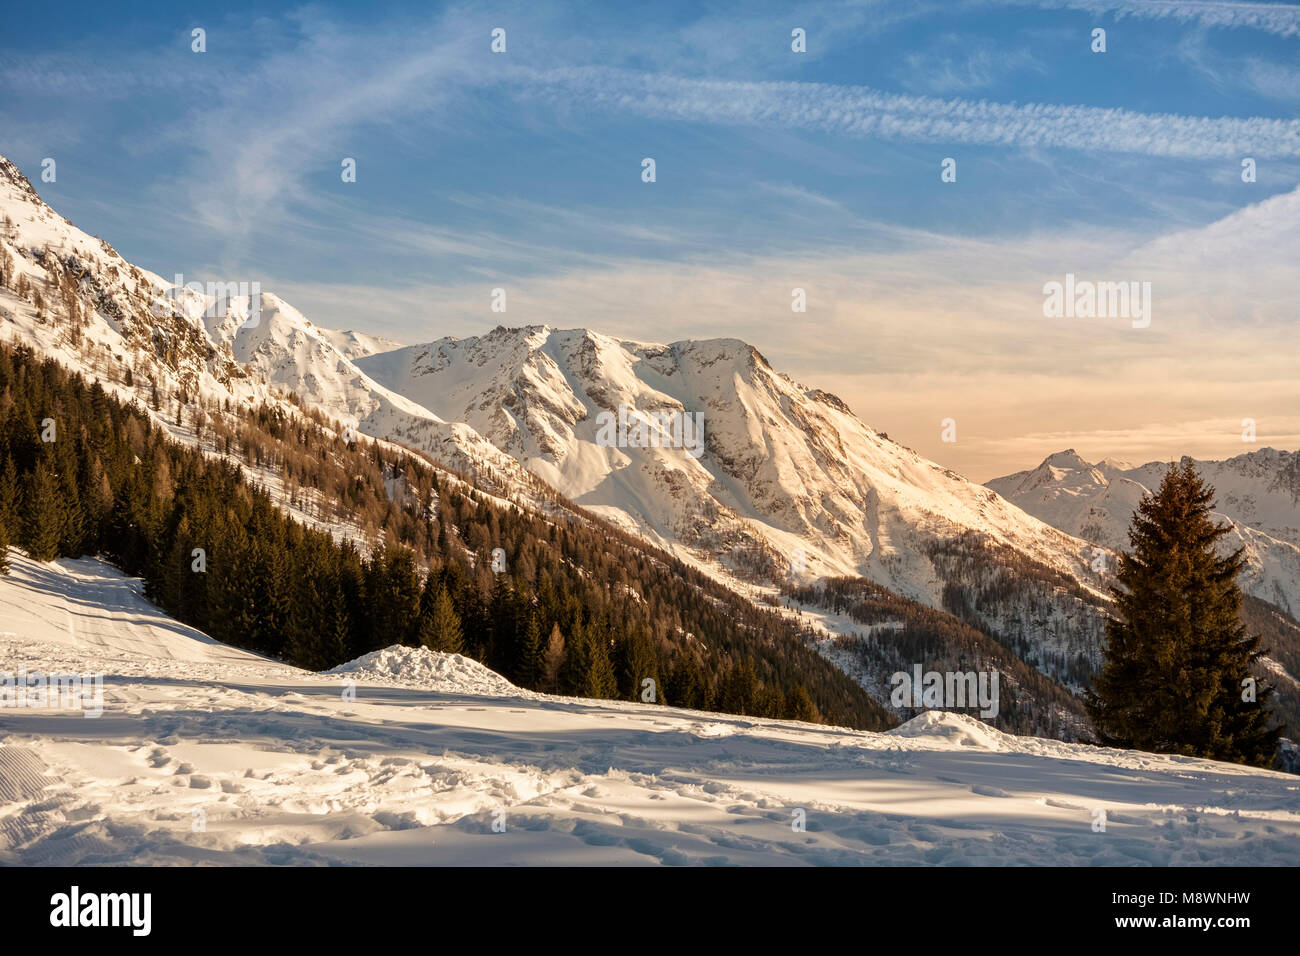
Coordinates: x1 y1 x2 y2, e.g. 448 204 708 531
2 553 1298 866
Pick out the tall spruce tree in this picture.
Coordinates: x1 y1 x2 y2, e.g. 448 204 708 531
559 618 591 696
719 660 758 716
0 496 9 576
418 583 463 654
486 573 516 672
514 612 543 688
785 684 820 723
22 456 64 561
586 627 618 699
616 629 659 701
285 569 332 670
1086 461 1281 766
365 544 421 649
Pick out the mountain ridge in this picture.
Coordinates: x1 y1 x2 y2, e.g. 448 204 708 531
989 447 1300 617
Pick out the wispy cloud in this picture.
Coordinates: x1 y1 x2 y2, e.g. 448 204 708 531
1173 27 1300 103
126 10 491 267
1243 58 1300 102
1003 0 1300 38
514 66 1300 158
897 35 1047 95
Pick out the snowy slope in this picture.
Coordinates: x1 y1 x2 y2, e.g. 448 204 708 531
989 449 1300 616
317 327 402 360
357 326 1106 611
202 290 538 489
0 553 270 667
2 550 1297 866
0 156 252 407
0 154 540 507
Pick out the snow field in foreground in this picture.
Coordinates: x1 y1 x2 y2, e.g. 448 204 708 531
1 553 1298 866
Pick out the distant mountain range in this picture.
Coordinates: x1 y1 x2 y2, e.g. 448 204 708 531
988 448 1300 617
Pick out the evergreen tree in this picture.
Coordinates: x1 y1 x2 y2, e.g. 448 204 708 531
785 684 820 723
321 543 365 661
285 569 333 670
418 584 463 654
667 654 709 711
22 456 64 561
365 544 421 649
212 527 260 651
0 499 8 575
586 628 618 699
754 684 785 719
456 579 489 661
247 532 292 658
321 577 353 666
82 456 114 545
486 572 516 672
617 629 659 701
54 446 87 557
1086 462 1281 766
718 660 759 716
559 618 591 696
150 516 189 613
514 612 544 688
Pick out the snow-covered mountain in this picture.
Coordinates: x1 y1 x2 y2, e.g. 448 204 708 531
201 290 542 493
8 151 1300 750
988 449 1300 617
357 326 1106 602
0 154 543 504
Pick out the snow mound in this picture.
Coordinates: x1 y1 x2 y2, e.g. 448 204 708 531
324 645 520 697
886 711 1010 750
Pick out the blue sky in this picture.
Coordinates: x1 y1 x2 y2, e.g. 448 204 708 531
2 0 1298 478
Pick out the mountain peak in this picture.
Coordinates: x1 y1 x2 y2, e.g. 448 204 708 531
1042 449 1089 468
0 155 41 206
1097 456 1135 472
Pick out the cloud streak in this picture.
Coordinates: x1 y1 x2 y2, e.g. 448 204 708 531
515 66 1300 158
1007 0 1300 38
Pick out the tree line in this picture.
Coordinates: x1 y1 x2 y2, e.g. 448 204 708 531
0 342 892 730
